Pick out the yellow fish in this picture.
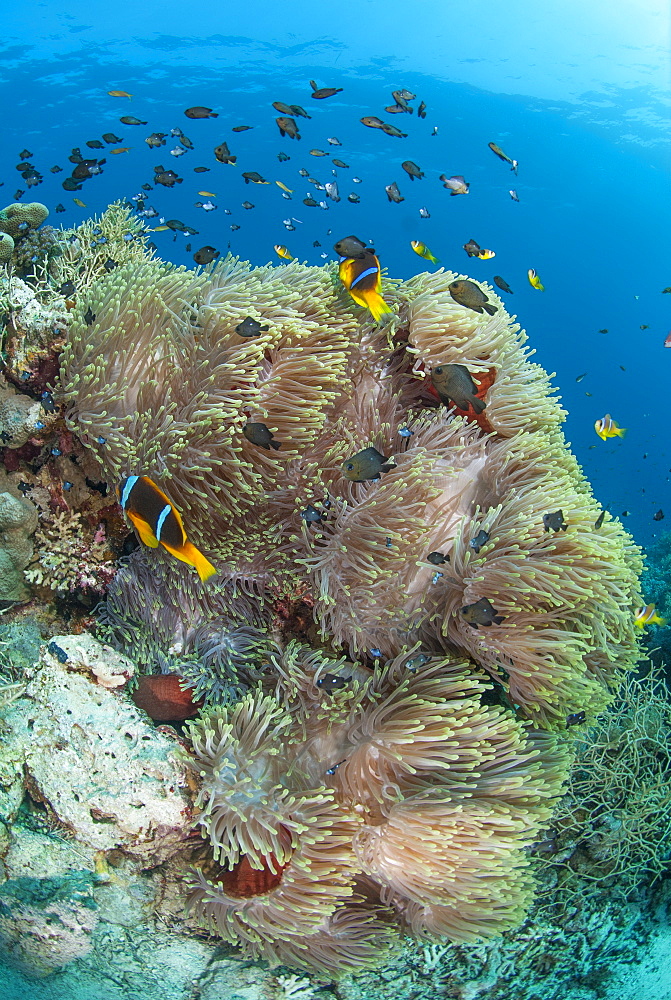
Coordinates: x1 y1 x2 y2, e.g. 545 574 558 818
477 248 496 260
410 240 439 264
150 225 171 232
528 268 545 290
594 413 626 441
198 191 216 197
73 198 86 207
119 475 216 583
108 90 132 98
110 147 132 154
339 251 392 322
634 603 667 629
274 244 294 260
275 180 293 194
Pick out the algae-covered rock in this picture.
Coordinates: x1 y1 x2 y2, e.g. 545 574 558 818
0 489 38 601
0 378 53 448
1 634 193 859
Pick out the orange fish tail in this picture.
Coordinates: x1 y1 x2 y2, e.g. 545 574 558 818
358 289 392 321
163 540 217 582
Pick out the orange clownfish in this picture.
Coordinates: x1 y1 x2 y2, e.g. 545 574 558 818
634 603 667 629
338 251 392 322
119 475 216 582
594 413 626 441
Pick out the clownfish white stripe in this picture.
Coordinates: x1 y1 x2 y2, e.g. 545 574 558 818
155 503 171 541
121 475 139 509
350 265 378 288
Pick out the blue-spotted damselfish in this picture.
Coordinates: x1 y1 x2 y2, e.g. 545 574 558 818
119 475 216 582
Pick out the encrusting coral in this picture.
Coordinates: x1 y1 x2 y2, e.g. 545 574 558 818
54 245 643 973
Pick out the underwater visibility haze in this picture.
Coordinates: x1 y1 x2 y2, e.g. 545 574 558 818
0 1 670 999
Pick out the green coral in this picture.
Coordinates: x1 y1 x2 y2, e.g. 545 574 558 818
0 202 49 240
0 233 13 264
48 200 155 292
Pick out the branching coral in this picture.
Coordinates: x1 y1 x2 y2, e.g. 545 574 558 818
46 201 156 292
534 661 671 908
183 644 571 975
25 506 116 596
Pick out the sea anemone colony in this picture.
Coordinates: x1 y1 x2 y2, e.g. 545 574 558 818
56 238 643 973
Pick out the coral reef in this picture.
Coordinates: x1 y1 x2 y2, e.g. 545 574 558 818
0 376 57 448
0 274 69 393
0 201 51 280
183 642 570 975
47 200 156 293
0 626 667 997
24 505 117 597
34 244 647 977
535 660 671 907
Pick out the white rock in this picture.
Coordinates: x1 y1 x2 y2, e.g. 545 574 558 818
4 634 193 859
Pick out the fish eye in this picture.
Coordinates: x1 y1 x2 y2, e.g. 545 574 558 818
345 463 354 471
434 366 443 374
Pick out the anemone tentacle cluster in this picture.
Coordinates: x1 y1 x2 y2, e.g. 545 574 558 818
184 643 570 974
57 243 642 971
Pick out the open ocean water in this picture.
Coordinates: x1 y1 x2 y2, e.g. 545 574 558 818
2 0 670 543
0 1 670 998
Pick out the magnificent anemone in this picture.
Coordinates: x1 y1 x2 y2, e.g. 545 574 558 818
57 238 642 971
182 645 570 973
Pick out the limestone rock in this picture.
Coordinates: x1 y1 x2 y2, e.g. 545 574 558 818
0 489 38 601
0 377 54 449
2 634 193 859
43 632 135 689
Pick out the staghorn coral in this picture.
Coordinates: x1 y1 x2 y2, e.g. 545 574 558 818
183 643 571 976
534 660 671 909
59 257 642 726
47 200 156 292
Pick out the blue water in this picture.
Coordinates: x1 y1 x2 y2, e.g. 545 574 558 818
2 3 670 569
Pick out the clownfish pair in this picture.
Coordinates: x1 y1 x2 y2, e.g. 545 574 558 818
335 234 391 322
119 475 216 583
